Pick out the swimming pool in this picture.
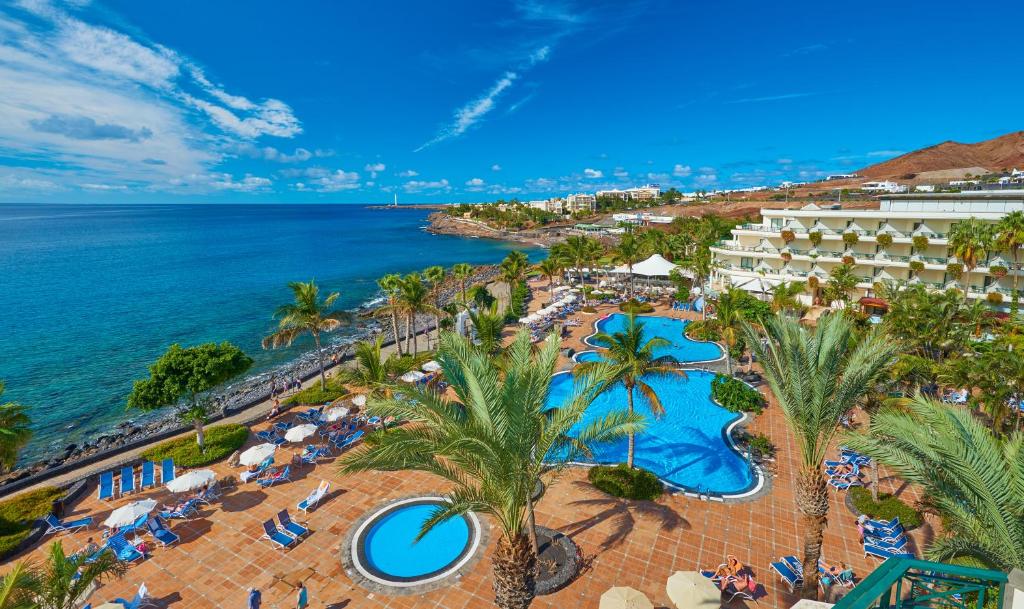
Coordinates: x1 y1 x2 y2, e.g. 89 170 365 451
584 313 723 363
351 497 481 586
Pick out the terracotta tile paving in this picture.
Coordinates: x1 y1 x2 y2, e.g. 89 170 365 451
2 289 936 609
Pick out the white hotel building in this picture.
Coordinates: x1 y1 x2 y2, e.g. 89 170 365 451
710 190 1024 305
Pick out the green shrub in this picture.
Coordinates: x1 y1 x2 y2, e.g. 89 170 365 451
0 486 65 557
849 486 923 529
581 305 597 313
619 299 654 314
141 423 249 468
875 233 893 248
588 464 663 500
285 378 348 406
711 374 765 414
912 235 930 250
946 262 963 277
685 319 721 341
747 433 775 458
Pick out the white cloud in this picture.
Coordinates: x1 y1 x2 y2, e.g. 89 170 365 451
694 173 718 187
613 167 629 178
465 177 485 191
398 169 419 177
403 178 451 193
0 173 64 191
867 150 905 157
491 164 501 171
776 158 793 165
672 164 691 177
80 182 127 191
647 172 670 182
528 45 550 65
583 168 603 178
288 167 361 192
364 162 385 178
416 72 517 151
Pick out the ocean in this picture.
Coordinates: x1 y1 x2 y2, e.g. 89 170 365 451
0 203 539 463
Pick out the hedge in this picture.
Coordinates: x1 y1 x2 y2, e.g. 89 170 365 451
140 423 249 468
285 378 348 406
849 486 923 529
685 319 721 342
588 464 663 500
0 486 64 557
619 299 654 314
711 374 764 414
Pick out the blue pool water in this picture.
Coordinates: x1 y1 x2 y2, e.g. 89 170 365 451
361 502 472 580
586 314 723 362
546 370 754 494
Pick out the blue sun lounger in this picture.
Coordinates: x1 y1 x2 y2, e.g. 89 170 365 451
866 516 901 533
98 470 115 501
297 480 330 514
864 541 912 560
261 520 296 550
770 559 803 592
865 534 908 550
106 532 144 562
43 513 93 535
277 510 309 538
340 430 364 450
257 465 291 488
140 461 155 489
256 430 286 445
160 458 175 484
146 517 180 547
119 466 135 496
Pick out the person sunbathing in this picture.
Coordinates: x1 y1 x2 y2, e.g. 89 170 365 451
726 555 745 577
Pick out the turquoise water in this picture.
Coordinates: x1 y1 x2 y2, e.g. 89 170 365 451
585 313 723 362
362 502 471 579
0 203 538 461
551 314 752 494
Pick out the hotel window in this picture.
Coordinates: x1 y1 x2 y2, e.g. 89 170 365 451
770 218 784 230
983 276 995 289
740 257 754 270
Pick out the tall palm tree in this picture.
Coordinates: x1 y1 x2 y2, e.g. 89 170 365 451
468 303 506 355
451 263 474 304
613 233 644 296
24 541 127 609
263 280 349 389
680 247 712 319
714 288 746 376
948 218 995 300
824 263 859 307
398 273 441 357
576 313 686 468
339 330 642 609
844 395 1023 571
0 382 31 474
423 265 447 349
377 273 406 357
340 335 417 397
745 313 899 599
556 236 603 289
536 257 563 301
995 210 1024 316
638 229 670 258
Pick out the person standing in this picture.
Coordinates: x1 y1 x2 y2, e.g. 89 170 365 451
295 582 308 609
247 588 261 609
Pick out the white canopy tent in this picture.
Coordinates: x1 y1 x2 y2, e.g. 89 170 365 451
731 276 782 294
612 254 678 277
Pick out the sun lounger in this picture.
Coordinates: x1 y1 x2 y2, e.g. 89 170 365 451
160 499 199 520
106 533 144 562
864 541 912 560
272 422 291 434
340 430 364 450
43 513 93 536
864 534 908 550
98 470 115 501
161 458 175 484
298 480 330 513
257 465 291 488
277 510 309 538
119 466 135 496
828 477 861 490
771 560 803 592
299 447 327 464
255 430 286 446
140 461 155 489
146 517 180 547
866 516 901 532
112 584 149 609
261 520 296 550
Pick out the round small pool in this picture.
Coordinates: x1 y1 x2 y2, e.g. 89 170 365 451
351 497 481 587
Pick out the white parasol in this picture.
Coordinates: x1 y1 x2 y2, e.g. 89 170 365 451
239 443 277 466
324 406 349 422
166 469 216 493
351 394 367 407
284 423 318 443
103 499 157 528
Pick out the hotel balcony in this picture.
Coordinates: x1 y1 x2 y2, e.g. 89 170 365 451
731 223 950 245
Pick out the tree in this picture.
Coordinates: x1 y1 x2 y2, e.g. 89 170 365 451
613 234 644 296
844 395 1023 571
638 229 670 258
22 541 127 609
500 251 530 286
576 313 686 468
340 335 418 397
995 211 1024 316
451 263 474 305
468 303 506 355
948 218 994 300
0 561 34 609
770 281 805 315
713 288 746 376
423 265 447 349
745 313 899 598
939 332 1024 431
398 273 441 357
554 236 603 289
377 273 406 357
128 342 252 450
536 257 563 301
823 263 858 307
0 382 32 474
679 247 712 319
339 330 642 609
263 280 349 389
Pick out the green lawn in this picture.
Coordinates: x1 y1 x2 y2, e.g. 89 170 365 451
140 423 249 468
0 486 65 557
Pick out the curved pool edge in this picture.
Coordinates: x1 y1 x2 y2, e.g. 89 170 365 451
341 495 490 595
581 313 727 365
547 367 767 503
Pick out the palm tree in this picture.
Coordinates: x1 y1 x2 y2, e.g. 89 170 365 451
844 395 1023 571
613 233 644 296
0 382 31 474
995 210 1024 316
556 236 603 289
679 247 712 319
398 273 441 357
0 561 34 609
576 313 686 468
770 281 805 315
340 335 417 397
500 251 530 285
948 218 995 300
638 229 670 258
451 263 474 304
824 263 858 307
24 541 127 609
714 288 746 376
377 274 406 357
339 330 642 609
745 313 899 598
536 257 562 301
468 303 506 355
423 265 447 349
263 280 349 390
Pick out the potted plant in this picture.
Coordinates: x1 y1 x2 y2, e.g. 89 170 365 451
808 231 823 246
909 260 925 273
990 264 1008 279
946 262 964 278
876 233 893 248
780 229 796 243
842 254 855 265
987 292 1004 305
842 232 860 246
781 252 793 262
912 235 930 250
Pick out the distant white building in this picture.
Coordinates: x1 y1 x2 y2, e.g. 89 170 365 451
612 212 673 225
861 180 908 193
826 173 860 181
527 198 564 214
915 184 936 193
597 184 661 201
950 179 980 187
566 193 596 214
527 200 548 211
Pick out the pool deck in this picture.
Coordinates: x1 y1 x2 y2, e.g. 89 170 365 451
2 281 936 609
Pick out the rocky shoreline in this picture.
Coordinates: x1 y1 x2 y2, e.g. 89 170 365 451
0 265 502 491
426 211 564 247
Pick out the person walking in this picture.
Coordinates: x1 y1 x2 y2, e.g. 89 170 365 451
295 582 308 609
247 587 261 609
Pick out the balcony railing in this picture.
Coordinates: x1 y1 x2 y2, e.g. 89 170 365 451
832 557 1006 609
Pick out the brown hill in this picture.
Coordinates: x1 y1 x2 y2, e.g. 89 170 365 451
858 131 1024 179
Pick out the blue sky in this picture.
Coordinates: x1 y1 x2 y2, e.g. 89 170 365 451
1 0 1021 204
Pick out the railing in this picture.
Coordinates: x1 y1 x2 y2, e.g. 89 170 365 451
833 557 1006 609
